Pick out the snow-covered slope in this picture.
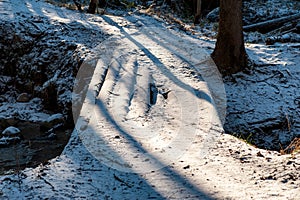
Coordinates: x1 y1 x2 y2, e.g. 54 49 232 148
0 0 299 200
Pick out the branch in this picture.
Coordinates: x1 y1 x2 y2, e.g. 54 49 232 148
243 13 300 33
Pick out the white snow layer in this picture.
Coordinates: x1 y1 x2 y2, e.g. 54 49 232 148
0 0 299 200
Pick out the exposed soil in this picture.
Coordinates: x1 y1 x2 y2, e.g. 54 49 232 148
1 0 299 173
0 7 107 173
0 1 299 199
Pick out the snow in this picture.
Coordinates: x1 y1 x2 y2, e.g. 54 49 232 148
0 0 299 199
243 0 299 25
225 43 300 150
0 97 49 122
1 126 21 136
46 113 64 123
74 32 222 173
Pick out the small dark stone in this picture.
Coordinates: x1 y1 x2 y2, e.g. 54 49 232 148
183 165 190 169
256 151 264 157
16 93 30 102
287 160 293 165
281 179 288 183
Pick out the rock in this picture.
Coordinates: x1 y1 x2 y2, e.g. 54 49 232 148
6 118 19 126
135 21 143 27
0 136 21 146
0 137 9 147
0 136 21 147
2 126 21 136
16 93 30 102
47 113 64 124
0 118 20 130
47 132 57 140
206 7 219 22
42 113 65 129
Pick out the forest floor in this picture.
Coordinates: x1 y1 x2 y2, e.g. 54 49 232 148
0 0 299 199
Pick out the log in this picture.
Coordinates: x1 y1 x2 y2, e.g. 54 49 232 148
265 22 296 37
265 32 300 45
243 13 300 33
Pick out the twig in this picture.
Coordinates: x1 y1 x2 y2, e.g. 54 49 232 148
113 174 132 188
108 91 120 96
40 176 55 191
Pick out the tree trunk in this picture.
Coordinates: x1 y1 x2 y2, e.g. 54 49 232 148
88 0 97 14
73 0 82 11
211 0 248 75
194 0 202 24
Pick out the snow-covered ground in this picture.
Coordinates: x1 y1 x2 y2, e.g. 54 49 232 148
225 43 300 151
0 0 299 199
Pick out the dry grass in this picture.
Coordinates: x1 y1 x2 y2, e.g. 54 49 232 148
280 137 300 155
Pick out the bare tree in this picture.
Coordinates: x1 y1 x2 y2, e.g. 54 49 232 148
211 0 248 75
73 0 82 11
87 0 98 14
194 0 201 24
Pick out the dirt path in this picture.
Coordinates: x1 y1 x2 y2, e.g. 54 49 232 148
0 1 299 199
75 14 225 171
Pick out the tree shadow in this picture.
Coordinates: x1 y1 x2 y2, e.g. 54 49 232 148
72 85 214 199
101 15 214 105
0 1 216 198
70 14 217 199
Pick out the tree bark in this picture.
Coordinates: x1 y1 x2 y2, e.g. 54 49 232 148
211 0 248 75
73 0 82 11
194 0 202 24
88 0 97 14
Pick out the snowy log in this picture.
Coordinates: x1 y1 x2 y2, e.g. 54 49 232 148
266 22 296 37
265 33 300 45
243 13 300 33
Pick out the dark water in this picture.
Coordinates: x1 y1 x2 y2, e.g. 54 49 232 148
0 121 71 174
